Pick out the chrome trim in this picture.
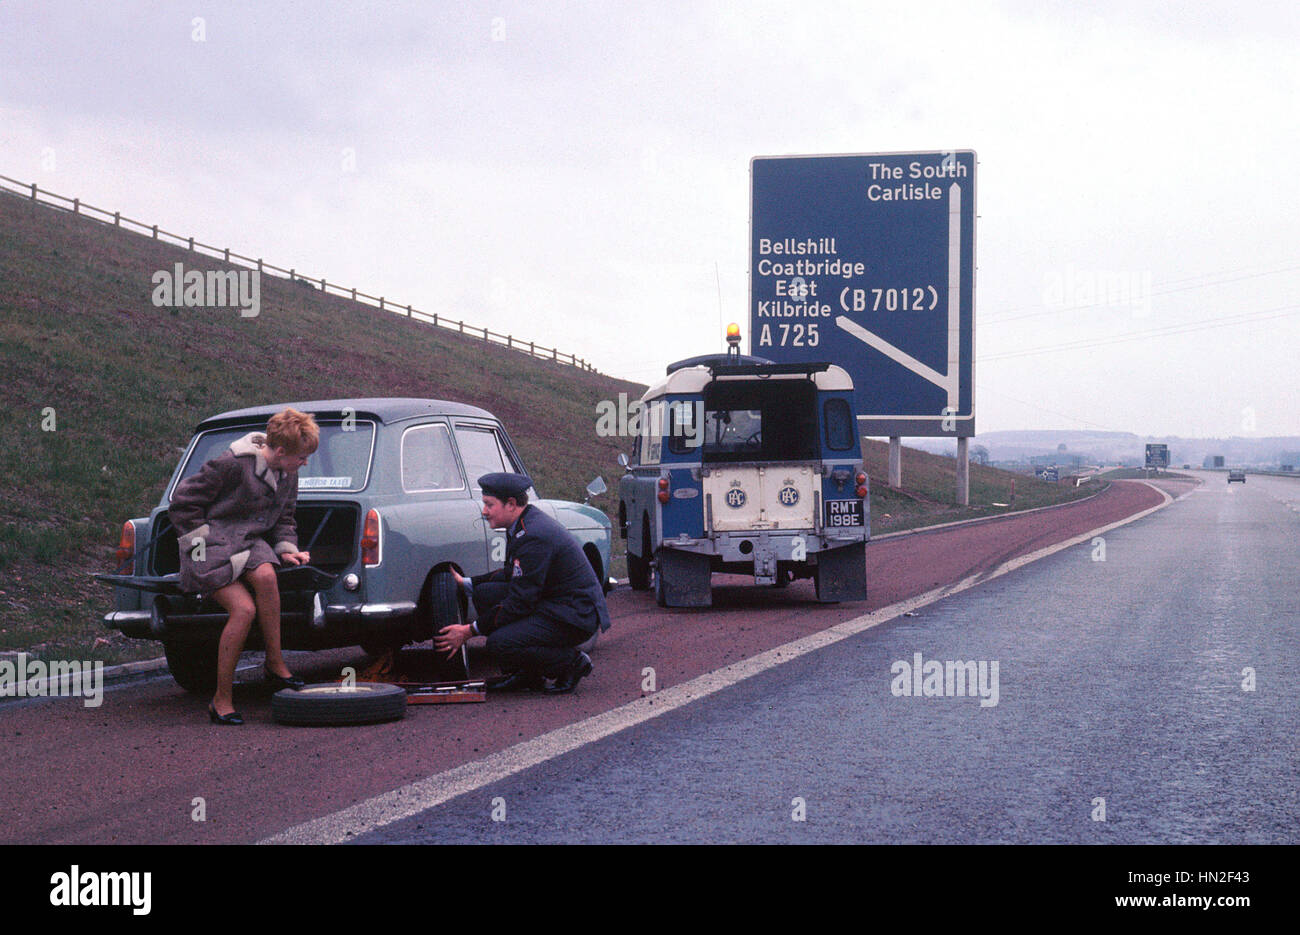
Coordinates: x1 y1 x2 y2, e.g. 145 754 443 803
358 602 417 617
104 610 151 625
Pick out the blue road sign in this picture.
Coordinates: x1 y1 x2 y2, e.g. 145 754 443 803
750 151 976 436
1145 444 1169 468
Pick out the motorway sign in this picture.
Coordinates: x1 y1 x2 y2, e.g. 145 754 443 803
1146 444 1169 469
750 151 976 436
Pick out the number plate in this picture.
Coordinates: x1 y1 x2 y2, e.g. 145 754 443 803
825 499 864 527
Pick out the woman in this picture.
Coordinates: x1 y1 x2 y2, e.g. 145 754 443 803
169 408 319 724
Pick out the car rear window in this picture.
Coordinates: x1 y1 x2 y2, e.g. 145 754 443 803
172 421 376 495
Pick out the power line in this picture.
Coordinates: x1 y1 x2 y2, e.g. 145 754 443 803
981 261 1300 325
979 387 1129 433
978 302 1300 363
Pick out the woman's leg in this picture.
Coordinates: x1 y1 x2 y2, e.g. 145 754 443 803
210 580 257 715
245 562 292 678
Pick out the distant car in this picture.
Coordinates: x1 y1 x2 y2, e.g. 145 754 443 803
95 398 612 692
1227 470 1246 483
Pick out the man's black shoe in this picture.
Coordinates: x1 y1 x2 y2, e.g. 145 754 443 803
487 671 546 693
545 652 593 694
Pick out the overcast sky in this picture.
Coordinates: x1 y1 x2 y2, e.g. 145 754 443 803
2 0 1297 438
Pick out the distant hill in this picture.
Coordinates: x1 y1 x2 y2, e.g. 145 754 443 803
912 430 1300 469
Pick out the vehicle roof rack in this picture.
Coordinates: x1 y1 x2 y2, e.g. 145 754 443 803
707 361 832 378
666 353 773 375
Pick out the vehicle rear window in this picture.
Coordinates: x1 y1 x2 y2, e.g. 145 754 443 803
696 380 818 462
823 398 854 451
173 422 376 495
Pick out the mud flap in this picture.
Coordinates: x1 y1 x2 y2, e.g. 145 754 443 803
814 542 867 603
656 548 713 608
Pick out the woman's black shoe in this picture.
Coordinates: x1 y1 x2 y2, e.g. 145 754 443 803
264 666 306 691
208 704 244 726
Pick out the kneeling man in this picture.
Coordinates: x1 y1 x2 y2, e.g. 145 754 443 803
435 472 611 693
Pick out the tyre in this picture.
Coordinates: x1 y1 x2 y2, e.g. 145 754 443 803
627 550 651 590
628 524 652 591
271 682 408 726
654 550 668 607
419 569 464 639
163 639 219 693
813 566 839 603
584 546 611 595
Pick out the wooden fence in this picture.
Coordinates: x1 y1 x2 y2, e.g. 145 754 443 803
0 173 598 373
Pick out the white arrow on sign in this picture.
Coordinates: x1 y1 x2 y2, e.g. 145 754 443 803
835 181 962 411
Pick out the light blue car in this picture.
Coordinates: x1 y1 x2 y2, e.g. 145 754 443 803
96 398 612 692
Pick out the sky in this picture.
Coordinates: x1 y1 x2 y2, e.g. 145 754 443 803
2 0 1297 439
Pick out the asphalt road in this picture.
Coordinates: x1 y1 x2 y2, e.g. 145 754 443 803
0 478 1192 844
352 472 1298 843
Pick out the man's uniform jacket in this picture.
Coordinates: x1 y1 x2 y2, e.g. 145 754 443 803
168 432 300 593
470 503 611 636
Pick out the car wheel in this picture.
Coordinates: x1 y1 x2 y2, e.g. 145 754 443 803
627 550 651 590
270 682 408 726
584 546 610 595
163 639 219 693
813 565 841 604
628 525 652 590
654 550 668 607
419 569 464 639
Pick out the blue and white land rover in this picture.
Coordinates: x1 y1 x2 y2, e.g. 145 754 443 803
618 341 869 607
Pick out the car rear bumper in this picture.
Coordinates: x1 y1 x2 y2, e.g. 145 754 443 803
102 600 417 642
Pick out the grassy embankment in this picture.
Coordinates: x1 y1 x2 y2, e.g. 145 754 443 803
0 190 640 663
0 187 1094 663
864 441 1101 533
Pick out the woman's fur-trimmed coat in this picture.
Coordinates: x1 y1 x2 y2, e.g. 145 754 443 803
168 432 300 593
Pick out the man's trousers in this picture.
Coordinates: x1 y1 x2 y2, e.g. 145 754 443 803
472 581 590 678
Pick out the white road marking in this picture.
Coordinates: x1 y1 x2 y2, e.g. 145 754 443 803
259 482 1174 845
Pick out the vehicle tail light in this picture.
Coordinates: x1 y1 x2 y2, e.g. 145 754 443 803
361 509 381 566
115 521 135 574
856 473 868 498
657 477 670 504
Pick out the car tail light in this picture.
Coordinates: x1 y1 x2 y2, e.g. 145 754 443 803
856 473 868 498
657 477 670 504
361 509 381 566
115 521 135 574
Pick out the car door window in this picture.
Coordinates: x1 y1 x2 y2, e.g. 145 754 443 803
401 423 465 492
454 426 521 489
